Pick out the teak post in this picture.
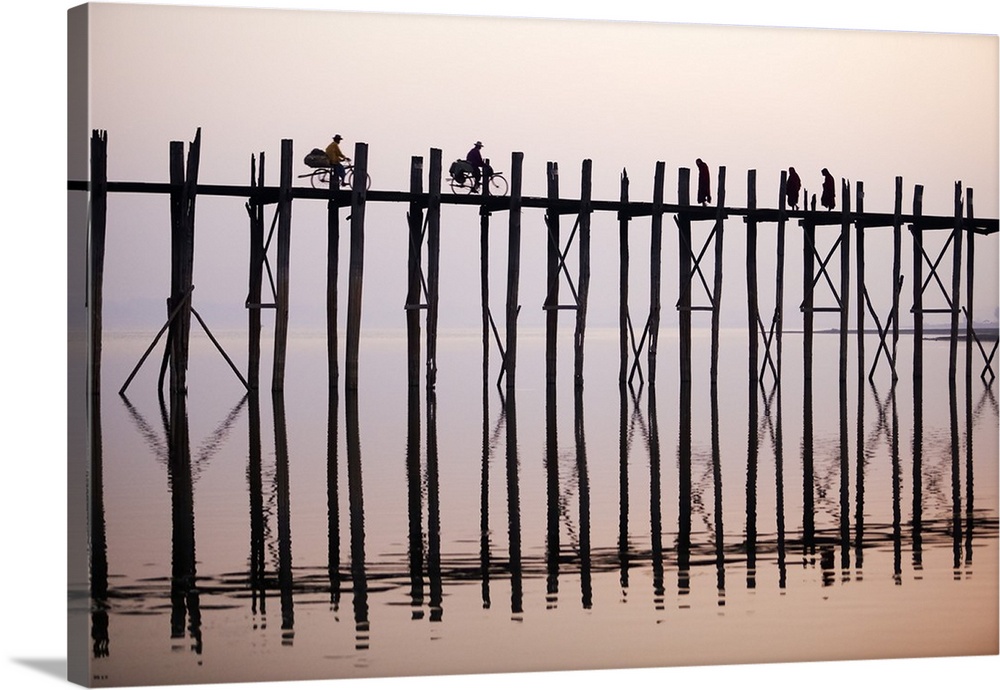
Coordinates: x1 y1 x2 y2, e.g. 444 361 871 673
618 169 630 388
505 152 524 396
911 184 924 383
855 181 865 388
167 129 200 397
545 162 560 386
271 138 293 392
247 152 265 390
775 169 788 380
648 162 666 385
801 214 816 384
406 156 424 390
949 181 964 381
746 170 758 385
90 130 108 398
327 155 341 390
965 188 975 384
573 159 593 389
839 178 851 385
677 167 692 384
426 149 442 390
710 166 727 384
345 142 369 392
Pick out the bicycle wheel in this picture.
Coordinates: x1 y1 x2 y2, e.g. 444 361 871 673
345 170 372 191
449 176 475 195
488 174 508 197
310 169 331 189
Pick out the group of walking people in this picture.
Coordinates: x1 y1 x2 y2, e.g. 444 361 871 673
697 158 838 211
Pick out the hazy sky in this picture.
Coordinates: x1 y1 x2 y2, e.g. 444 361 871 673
77 1 998 333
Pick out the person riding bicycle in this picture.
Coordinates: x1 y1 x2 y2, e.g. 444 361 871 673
325 134 351 187
465 141 490 191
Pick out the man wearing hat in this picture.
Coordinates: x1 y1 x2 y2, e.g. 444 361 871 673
325 134 352 187
465 141 486 191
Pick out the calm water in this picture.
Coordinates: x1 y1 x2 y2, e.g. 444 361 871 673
87 328 999 687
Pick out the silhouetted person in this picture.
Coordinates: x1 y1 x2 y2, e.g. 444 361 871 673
820 168 836 211
696 158 712 206
325 134 351 187
787 167 801 210
466 141 486 191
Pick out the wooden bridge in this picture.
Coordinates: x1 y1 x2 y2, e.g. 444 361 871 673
70 129 999 403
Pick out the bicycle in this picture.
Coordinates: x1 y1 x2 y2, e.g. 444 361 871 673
299 163 371 191
447 161 508 196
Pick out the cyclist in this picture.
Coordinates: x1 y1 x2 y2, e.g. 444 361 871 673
466 141 488 191
325 134 351 187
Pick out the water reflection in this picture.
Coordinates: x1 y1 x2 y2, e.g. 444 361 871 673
91 332 999 682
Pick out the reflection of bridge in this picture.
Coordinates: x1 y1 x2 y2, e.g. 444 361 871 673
71 129 998 404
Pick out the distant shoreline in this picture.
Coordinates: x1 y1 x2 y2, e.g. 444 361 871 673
794 327 999 341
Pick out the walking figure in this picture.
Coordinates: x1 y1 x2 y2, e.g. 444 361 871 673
696 158 712 206
820 168 836 211
786 167 801 210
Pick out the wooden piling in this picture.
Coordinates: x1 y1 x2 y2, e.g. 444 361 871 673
775 170 787 379
247 152 265 390
649 162 666 384
90 130 108 398
746 170 758 384
505 152 524 396
802 215 815 384
965 188 975 385
677 167 692 384
912 184 924 382
480 182 491 382
618 169 630 388
855 181 865 388
574 159 593 389
839 178 851 384
545 162 560 386
892 177 903 365
271 139 293 392
426 149 442 390
168 129 201 396
345 142 369 392
710 166 726 384
406 156 424 389
327 156 341 389
949 181 964 381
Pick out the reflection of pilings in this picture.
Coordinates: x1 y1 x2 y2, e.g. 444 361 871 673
964 190 976 567
912 349 924 571
891 385 902 585
248 391 267 617
545 384 560 608
346 387 369 649
271 139 292 392
648 385 664 609
426 387 443 621
618 386 630 592
949 374 962 571
345 143 370 392
505 393 523 617
480 369 494 609
854 370 866 573
711 382 725 604
90 395 110 658
90 130 108 397
676 380 691 597
504 153 524 396
273 390 294 641
574 386 592 608
167 390 202 653
802 359 816 554
770 382 788 589
406 379 424 614
839 369 850 574
326 386 341 607
745 376 758 590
